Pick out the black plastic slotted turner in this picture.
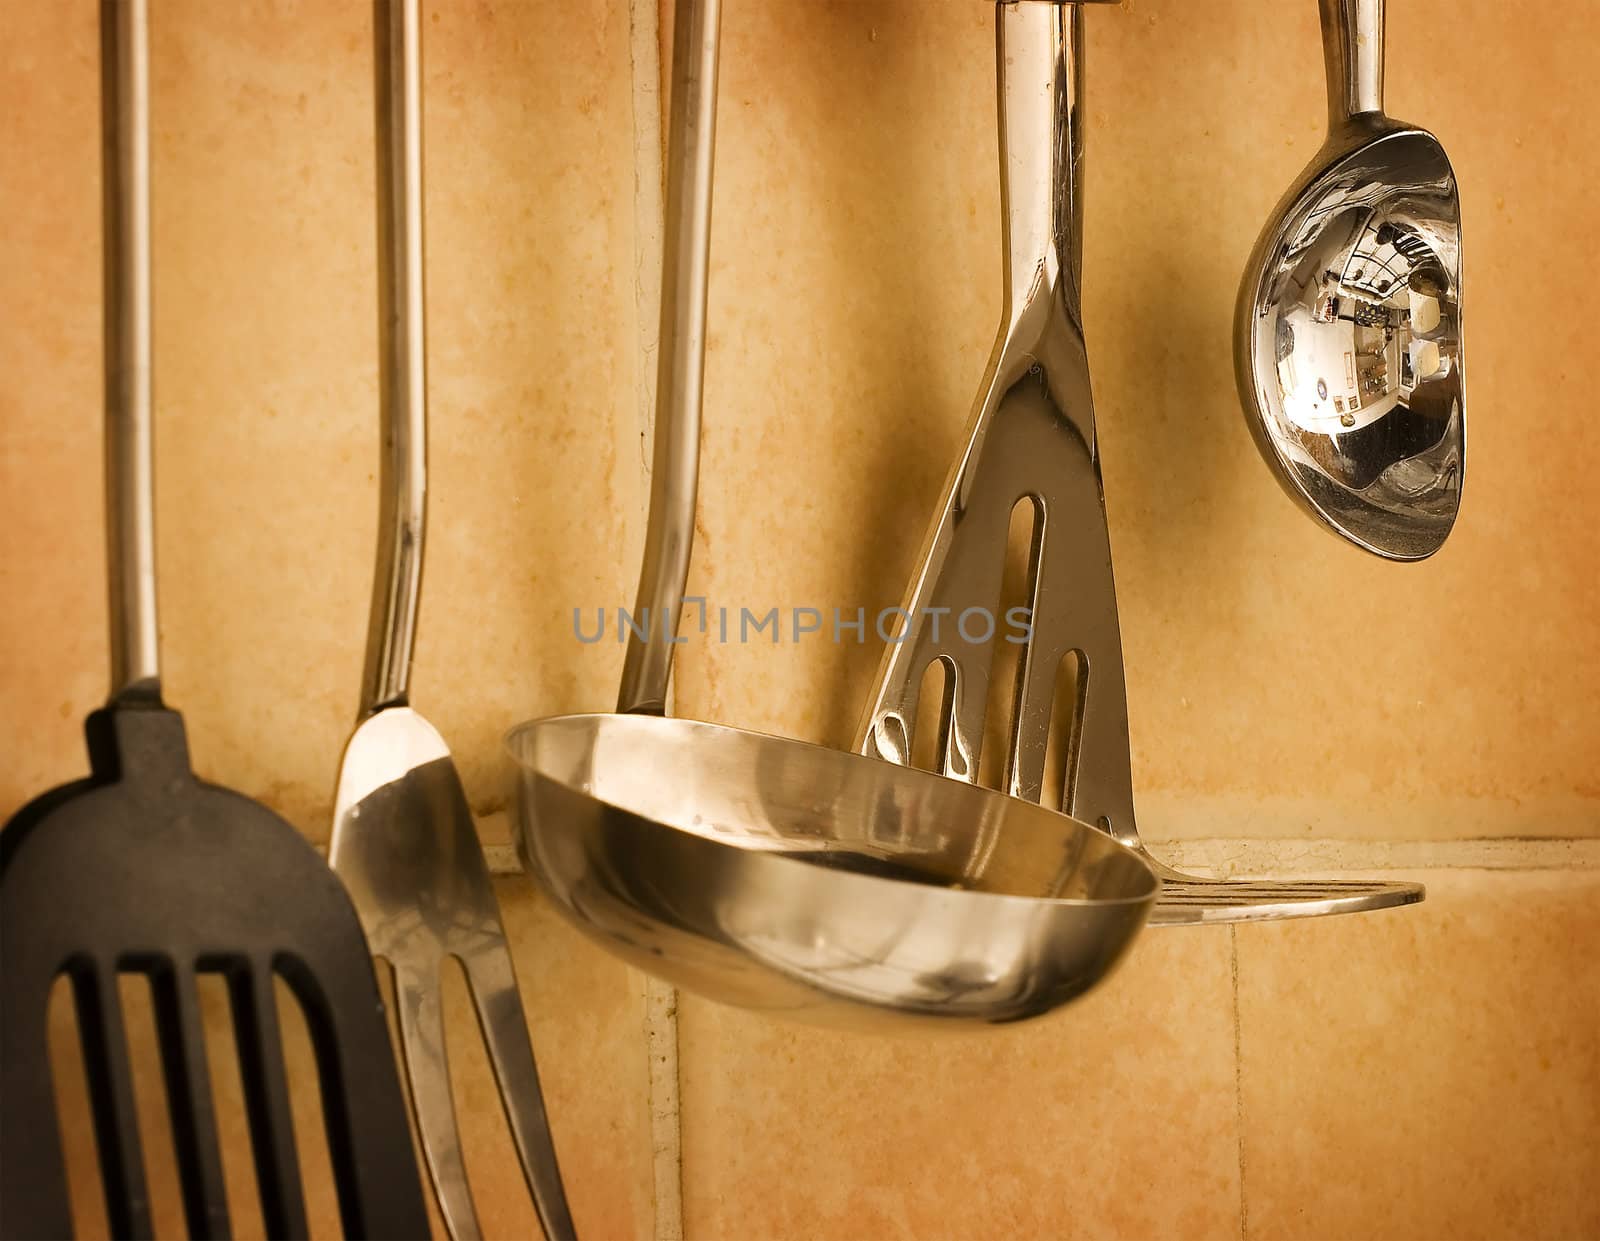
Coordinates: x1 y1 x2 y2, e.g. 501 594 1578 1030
0 3 429 1236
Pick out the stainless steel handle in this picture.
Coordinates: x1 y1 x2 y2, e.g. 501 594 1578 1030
616 0 722 716
998 2 1085 330
362 0 429 716
103 0 160 703
1320 0 1384 125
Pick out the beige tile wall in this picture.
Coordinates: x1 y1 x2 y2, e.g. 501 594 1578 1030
4 1 1596 1238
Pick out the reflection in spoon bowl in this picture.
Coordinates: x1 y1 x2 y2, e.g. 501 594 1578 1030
1236 0 1464 561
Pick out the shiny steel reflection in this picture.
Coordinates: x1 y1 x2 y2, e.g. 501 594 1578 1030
507 0 1158 1030
329 3 575 1236
858 3 1422 923
617 0 721 718
1236 0 1463 560
509 715 1156 1026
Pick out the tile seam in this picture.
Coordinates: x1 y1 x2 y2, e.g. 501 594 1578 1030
1230 925 1250 1241
478 836 1600 876
1154 836 1600 873
626 0 683 1238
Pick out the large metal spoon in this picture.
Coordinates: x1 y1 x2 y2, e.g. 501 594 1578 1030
1235 0 1463 561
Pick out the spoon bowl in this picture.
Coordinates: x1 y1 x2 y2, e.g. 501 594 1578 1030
1236 0 1463 560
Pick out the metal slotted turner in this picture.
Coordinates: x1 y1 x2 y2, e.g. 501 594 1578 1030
0 3 429 1235
328 2 576 1238
857 0 1422 926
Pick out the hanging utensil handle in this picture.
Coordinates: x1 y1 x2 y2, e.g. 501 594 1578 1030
997 1 1087 328
1320 0 1384 125
616 0 722 717
103 0 160 704
362 0 429 717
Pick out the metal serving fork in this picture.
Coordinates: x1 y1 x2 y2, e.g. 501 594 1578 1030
329 1 577 1236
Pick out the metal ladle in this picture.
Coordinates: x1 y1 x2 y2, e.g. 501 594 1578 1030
1235 0 1464 560
505 0 1157 1030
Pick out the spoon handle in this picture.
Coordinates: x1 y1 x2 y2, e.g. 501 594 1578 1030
1321 0 1385 125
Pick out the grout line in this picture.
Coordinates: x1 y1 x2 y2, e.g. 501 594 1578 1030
1229 926 1250 1241
1154 835 1600 874
480 835 1600 878
643 976 684 1241
626 1 684 1238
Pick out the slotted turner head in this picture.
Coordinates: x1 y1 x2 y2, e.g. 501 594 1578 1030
856 0 1421 926
0 4 427 1232
329 2 575 1236
2 708 429 1238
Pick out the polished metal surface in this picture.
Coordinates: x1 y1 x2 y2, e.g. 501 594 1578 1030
102 0 160 703
510 714 1156 1026
362 0 429 713
508 0 1156 1030
858 2 1422 924
333 713 574 1239
617 0 721 717
330 3 575 1236
1235 0 1463 561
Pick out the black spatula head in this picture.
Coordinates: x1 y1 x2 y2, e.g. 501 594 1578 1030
1 704 429 1240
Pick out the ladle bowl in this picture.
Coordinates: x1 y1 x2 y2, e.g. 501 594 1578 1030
1235 0 1463 560
507 714 1158 1029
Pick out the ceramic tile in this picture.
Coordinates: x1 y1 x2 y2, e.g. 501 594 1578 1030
676 0 1599 840
456 879 655 1241
674 0 997 747
1236 869 1600 1240
1 0 642 841
0 0 106 810
678 925 1241 1241
43 880 653 1239
1087 0 1600 841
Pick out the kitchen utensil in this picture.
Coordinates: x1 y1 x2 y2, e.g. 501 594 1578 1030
859 2 1422 924
1235 0 1463 560
328 2 575 1238
506 0 1157 1031
0 3 429 1235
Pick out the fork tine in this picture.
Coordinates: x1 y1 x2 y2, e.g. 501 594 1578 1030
393 963 481 1240
72 961 153 1239
149 965 231 1239
462 942 577 1241
227 963 307 1239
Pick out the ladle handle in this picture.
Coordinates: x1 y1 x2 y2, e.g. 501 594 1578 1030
361 0 429 717
103 0 160 704
616 0 722 717
1320 0 1384 125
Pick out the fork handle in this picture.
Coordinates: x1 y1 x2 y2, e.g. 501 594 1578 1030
362 0 429 716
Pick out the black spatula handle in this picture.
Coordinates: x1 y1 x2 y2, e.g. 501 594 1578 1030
101 0 161 705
